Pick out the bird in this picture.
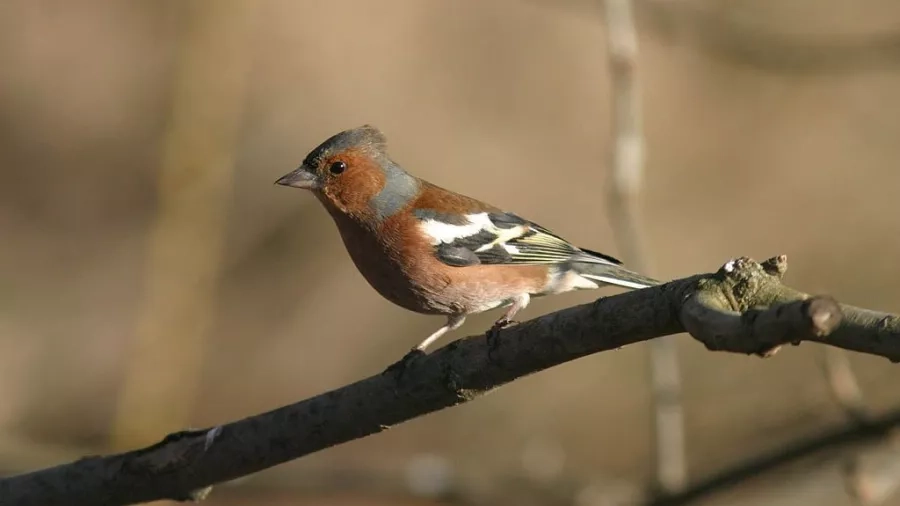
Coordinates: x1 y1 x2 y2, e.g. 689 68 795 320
275 125 658 362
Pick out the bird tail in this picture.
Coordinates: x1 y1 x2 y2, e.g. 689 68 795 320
573 262 660 290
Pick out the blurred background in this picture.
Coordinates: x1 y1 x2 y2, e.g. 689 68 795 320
2 0 900 505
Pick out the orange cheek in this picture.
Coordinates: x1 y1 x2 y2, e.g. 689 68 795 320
318 148 387 218
322 170 384 218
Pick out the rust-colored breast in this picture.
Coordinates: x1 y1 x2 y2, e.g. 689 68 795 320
321 177 551 317
327 207 548 317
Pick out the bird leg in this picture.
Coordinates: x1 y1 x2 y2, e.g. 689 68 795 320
414 314 467 352
384 315 467 379
486 294 530 346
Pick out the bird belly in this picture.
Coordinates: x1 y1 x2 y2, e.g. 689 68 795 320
416 263 548 316
347 241 539 317
540 267 600 295
331 218 445 315
345 244 445 315
329 212 551 317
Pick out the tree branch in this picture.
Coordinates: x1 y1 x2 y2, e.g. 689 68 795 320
1 256 898 506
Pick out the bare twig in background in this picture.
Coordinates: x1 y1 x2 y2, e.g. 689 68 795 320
844 438 900 506
523 1 900 74
2 256 899 506
641 3 900 74
651 408 900 506
110 1 256 449
822 347 869 424
602 0 687 495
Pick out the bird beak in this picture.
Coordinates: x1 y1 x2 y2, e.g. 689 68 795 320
275 167 319 190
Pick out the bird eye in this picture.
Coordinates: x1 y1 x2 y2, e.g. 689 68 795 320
328 161 346 175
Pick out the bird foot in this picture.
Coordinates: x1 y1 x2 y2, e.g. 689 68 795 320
486 318 518 355
490 317 518 333
383 348 427 380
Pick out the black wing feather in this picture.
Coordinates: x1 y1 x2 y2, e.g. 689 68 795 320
428 210 619 268
435 244 481 266
578 247 622 265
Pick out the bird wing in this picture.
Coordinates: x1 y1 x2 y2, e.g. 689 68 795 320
414 209 622 267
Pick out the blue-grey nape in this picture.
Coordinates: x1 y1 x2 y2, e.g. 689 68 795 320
369 158 420 222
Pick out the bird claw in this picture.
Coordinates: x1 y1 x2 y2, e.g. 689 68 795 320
486 318 518 355
490 318 518 333
383 348 426 380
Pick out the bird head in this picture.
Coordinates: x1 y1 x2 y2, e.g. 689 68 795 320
276 125 420 222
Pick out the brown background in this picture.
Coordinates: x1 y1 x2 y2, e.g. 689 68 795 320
2 1 900 504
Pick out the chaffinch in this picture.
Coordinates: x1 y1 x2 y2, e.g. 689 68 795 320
276 125 657 360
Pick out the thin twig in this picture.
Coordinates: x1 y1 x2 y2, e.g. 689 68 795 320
602 0 687 494
111 0 256 449
651 409 900 506
1 256 899 506
822 347 869 424
643 2 900 74
844 438 900 506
